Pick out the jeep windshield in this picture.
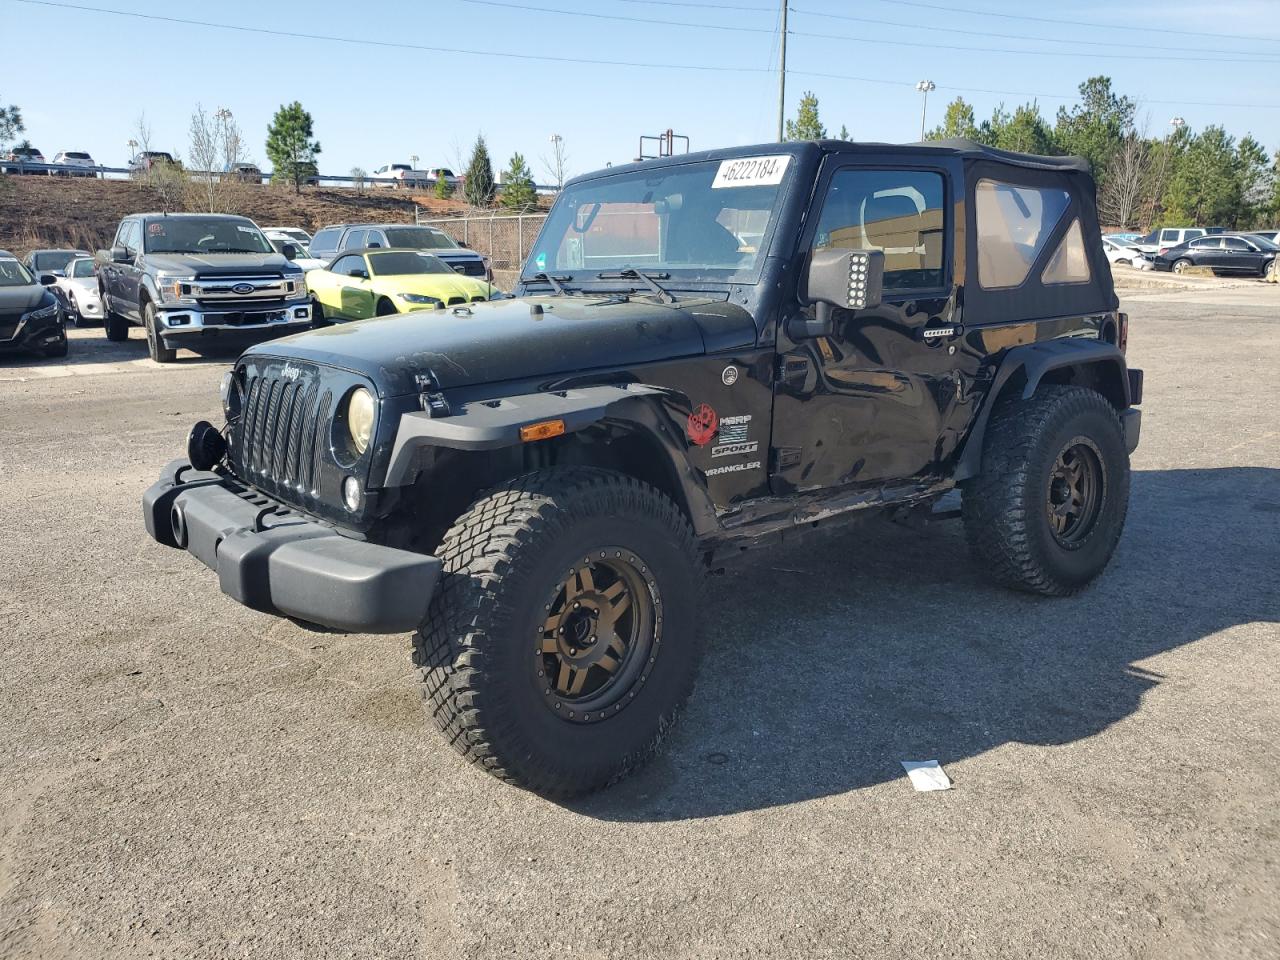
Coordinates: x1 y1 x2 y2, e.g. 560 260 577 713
525 156 791 286
143 218 274 255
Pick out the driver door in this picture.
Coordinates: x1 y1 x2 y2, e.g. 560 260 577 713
771 161 963 493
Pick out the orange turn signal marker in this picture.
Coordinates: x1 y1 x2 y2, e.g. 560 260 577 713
519 419 566 442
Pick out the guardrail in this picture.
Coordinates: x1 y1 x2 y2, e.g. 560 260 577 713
1 159 558 192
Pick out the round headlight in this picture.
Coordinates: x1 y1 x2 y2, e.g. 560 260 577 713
346 387 376 455
219 370 241 419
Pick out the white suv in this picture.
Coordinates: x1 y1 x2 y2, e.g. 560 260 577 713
1132 227 1207 256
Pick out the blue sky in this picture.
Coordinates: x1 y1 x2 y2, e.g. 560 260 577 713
5 0 1280 181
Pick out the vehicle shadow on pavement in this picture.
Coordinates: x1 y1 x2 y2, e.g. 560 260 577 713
575 467 1280 821
0 334 254 370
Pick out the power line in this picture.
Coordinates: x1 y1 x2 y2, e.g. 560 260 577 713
618 0 773 9
868 0 1280 45
787 27 1280 64
6 0 769 71
9 0 1280 112
460 0 773 34
790 5 1280 59
462 0 1280 64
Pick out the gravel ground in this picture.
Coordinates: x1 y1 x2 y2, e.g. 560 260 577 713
1 287 1277 959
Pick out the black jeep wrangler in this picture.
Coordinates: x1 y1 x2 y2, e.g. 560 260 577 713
144 140 1142 796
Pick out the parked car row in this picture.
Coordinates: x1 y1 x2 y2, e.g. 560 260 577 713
370 164 459 189
0 210 506 360
2 146 100 176
1152 232 1278 276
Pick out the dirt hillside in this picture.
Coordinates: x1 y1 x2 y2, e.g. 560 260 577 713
0 176 457 257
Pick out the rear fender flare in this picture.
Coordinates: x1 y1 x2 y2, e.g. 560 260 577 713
954 340 1131 482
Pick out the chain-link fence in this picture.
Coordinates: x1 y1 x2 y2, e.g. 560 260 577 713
417 212 547 290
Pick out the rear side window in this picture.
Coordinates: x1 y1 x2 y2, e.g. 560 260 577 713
342 229 368 250
812 168 946 292
974 180 1070 289
1041 219 1091 285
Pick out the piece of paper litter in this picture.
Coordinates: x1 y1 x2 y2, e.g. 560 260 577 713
900 760 952 792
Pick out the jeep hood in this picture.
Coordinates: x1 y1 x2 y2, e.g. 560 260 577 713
247 295 755 396
144 252 295 275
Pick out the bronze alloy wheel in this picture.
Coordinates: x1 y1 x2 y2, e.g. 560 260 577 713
1047 437 1105 548
534 548 660 723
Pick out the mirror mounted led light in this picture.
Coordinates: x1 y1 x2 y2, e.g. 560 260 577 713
793 248 886 339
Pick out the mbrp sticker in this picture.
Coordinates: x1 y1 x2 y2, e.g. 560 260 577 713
712 155 791 189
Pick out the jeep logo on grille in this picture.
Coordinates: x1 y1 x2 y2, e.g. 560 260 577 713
281 364 302 381
231 282 255 295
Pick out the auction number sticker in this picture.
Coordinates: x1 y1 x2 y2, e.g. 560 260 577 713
712 155 791 189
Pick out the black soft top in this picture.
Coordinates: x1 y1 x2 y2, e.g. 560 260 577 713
570 138 1090 187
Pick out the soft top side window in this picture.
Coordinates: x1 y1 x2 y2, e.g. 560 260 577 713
1041 219 1091 285
812 167 946 293
974 179 1070 289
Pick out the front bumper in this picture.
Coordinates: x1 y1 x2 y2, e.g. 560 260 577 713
156 301 312 346
0 307 65 353
143 459 440 633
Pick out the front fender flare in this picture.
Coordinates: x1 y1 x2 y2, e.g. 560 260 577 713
954 339 1132 482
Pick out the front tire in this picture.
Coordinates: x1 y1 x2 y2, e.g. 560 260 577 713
413 468 705 797
103 294 129 342
143 302 177 363
1172 258 1192 274
375 297 397 316
962 385 1130 596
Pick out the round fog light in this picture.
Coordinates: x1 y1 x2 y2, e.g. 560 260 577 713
342 476 362 512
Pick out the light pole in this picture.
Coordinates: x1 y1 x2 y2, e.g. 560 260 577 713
548 133 565 190
126 138 138 159
916 80 936 141
1169 116 1186 134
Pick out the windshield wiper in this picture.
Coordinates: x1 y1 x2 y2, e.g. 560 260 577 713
596 269 675 304
525 272 572 296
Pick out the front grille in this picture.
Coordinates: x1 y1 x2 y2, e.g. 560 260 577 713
193 274 295 306
233 367 332 502
0 312 19 340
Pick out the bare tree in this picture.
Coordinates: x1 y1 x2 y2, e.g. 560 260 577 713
188 104 223 212
216 107 246 173
1099 132 1148 229
133 113 153 158
350 166 367 194
542 135 570 191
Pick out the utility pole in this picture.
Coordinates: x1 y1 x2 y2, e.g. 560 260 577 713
776 0 787 141
916 80 935 141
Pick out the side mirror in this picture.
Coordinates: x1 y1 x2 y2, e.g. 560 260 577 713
39 273 57 285
111 245 133 264
353 268 369 280
282 243 299 261
793 248 885 338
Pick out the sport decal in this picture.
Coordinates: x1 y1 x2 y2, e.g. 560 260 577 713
686 403 719 446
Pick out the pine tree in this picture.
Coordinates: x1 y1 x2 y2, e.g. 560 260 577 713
838 124 851 142
927 98 978 141
0 95 23 156
463 135 496 208
265 102 320 195
434 171 453 200
784 92 826 141
501 152 537 212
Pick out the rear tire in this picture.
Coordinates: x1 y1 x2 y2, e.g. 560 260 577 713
962 385 1130 596
144 301 176 363
103 295 129 341
412 468 705 797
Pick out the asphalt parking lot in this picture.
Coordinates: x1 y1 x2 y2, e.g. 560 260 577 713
2 285 1278 959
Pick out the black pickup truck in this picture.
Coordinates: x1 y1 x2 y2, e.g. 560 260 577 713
97 213 311 362
145 139 1142 796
